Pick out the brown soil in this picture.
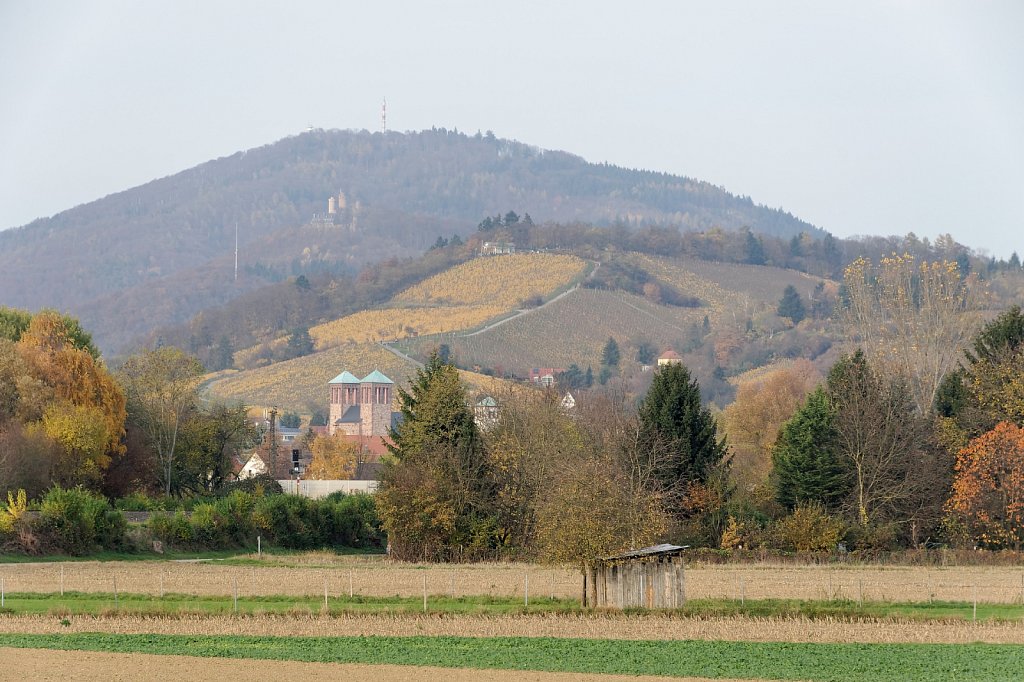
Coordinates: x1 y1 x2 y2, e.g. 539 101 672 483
0 648 736 682
3 611 1024 644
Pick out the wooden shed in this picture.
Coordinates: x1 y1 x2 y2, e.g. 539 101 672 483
586 544 687 609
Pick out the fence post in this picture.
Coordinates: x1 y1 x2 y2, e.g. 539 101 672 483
349 570 354 598
257 535 261 557
60 565 64 597
422 575 427 612
973 584 977 622
740 575 745 606
324 576 328 611
858 579 863 607
525 573 529 607
2 577 5 608
233 576 238 614
113 575 118 609
160 570 165 599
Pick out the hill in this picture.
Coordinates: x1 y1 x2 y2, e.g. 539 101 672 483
205 250 838 412
0 128 821 355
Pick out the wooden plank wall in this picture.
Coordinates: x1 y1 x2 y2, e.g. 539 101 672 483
591 556 685 609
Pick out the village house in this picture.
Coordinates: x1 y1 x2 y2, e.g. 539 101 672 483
657 350 683 366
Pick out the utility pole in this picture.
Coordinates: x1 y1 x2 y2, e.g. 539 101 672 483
234 221 238 282
268 407 278 477
381 97 387 134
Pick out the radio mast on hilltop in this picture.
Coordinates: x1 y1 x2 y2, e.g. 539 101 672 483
234 221 238 281
381 97 387 134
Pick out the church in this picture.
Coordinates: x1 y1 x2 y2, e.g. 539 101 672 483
328 369 401 441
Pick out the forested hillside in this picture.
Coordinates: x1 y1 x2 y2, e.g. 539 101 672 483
0 128 820 354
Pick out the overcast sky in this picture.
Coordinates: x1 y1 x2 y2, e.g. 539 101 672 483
1 1 1021 257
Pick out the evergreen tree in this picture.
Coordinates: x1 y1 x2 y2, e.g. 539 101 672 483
638 363 728 494
584 366 594 388
777 285 806 324
965 305 1024 366
635 340 657 366
771 386 847 510
449 234 463 246
286 326 314 358
212 334 234 371
1010 252 1021 270
601 337 621 367
744 229 766 265
379 353 496 560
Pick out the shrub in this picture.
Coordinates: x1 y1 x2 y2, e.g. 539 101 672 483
771 503 844 552
36 486 126 555
113 491 168 511
330 493 384 548
149 511 193 547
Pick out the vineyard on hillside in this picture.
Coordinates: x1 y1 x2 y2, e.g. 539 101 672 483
395 253 587 309
310 305 507 347
207 343 417 412
414 288 710 374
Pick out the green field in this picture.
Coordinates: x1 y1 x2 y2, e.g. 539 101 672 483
3 591 1023 622
1 632 1021 681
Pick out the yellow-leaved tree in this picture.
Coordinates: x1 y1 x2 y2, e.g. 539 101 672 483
306 433 359 480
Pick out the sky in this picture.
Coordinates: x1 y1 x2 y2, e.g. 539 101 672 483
1 1 1021 257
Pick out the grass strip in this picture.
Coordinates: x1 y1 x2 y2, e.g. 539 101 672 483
0 632 1022 681
3 591 1024 622
0 591 575 616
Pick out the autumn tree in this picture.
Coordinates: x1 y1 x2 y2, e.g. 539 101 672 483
722 359 820 494
16 311 125 460
307 433 359 480
947 422 1024 550
841 255 985 413
119 347 204 495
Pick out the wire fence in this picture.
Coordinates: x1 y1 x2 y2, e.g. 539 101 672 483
1 561 1023 606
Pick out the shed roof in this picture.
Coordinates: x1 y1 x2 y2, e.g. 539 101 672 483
329 371 360 385
599 543 688 562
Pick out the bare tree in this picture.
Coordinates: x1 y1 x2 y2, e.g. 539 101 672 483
841 255 986 413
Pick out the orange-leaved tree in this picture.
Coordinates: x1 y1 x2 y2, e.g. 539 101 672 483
947 421 1024 550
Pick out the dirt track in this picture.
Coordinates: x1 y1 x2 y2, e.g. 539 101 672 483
3 612 1024 644
0 648 728 682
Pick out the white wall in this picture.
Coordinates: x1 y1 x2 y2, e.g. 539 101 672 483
276 479 378 498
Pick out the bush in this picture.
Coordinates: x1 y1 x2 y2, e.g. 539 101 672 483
149 511 194 547
36 486 126 555
771 503 844 552
330 493 384 548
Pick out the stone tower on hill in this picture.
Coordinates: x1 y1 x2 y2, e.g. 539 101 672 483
328 370 396 437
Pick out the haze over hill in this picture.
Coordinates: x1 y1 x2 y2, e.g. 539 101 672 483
0 128 820 355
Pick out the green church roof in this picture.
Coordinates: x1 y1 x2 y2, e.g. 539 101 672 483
328 371 360 384
361 370 394 384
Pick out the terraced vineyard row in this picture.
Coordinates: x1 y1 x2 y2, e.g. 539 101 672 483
395 253 587 309
311 305 507 346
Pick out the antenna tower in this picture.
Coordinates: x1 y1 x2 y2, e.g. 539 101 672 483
381 97 387 134
234 221 238 281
